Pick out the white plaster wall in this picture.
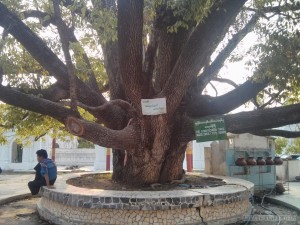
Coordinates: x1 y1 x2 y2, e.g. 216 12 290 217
192 141 208 171
0 141 10 169
182 141 207 171
0 130 113 171
55 137 78 149
94 146 107 171
93 146 113 171
276 160 300 181
0 131 78 171
55 148 96 166
232 133 274 150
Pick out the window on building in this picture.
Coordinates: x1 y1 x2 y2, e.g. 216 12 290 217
11 142 23 163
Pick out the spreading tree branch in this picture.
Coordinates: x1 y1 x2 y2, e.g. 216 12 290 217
0 2 106 107
22 7 101 94
0 85 136 149
180 103 300 142
34 132 48 141
251 129 300 138
0 85 78 123
62 0 92 18
186 79 268 118
160 0 247 115
256 90 283 109
12 83 69 102
225 104 300 133
246 3 300 14
61 0 124 101
66 116 137 150
61 99 136 124
211 77 238 88
0 11 122 129
0 28 8 85
209 82 218 97
53 0 78 111
197 14 258 92
21 10 54 27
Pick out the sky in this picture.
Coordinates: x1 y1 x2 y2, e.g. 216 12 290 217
205 32 259 113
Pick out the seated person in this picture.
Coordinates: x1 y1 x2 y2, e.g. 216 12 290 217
28 149 57 195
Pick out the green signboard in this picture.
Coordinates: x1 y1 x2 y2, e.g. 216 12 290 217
194 117 227 142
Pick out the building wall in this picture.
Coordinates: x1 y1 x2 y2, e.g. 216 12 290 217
55 148 96 166
229 133 275 150
1 132 204 172
0 131 78 171
191 141 208 171
204 133 276 191
94 146 113 171
276 160 300 181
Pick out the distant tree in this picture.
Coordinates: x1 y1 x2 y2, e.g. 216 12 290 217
78 138 95 149
275 137 288 155
286 138 300 154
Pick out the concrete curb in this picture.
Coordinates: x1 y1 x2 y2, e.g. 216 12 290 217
0 193 39 205
265 196 300 213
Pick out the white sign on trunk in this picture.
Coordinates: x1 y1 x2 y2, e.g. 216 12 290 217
141 98 167 115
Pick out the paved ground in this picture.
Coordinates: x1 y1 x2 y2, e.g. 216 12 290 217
266 182 300 213
249 201 300 225
0 172 299 224
0 197 49 225
0 173 33 204
0 169 88 204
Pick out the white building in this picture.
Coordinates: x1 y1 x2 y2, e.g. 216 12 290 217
0 131 78 171
0 130 205 172
182 141 206 171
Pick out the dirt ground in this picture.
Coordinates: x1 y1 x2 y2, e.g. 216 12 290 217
0 198 50 225
0 198 299 225
66 173 226 191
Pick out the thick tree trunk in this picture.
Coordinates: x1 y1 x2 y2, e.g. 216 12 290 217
112 146 185 185
112 116 186 185
159 142 187 183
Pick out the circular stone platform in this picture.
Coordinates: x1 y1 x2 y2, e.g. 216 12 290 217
37 173 254 225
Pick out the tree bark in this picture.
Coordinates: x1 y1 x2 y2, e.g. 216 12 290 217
112 115 187 185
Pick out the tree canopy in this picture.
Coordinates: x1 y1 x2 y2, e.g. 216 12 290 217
275 137 288 155
0 0 300 184
286 138 300 154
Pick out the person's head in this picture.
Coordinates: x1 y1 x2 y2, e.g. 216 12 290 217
36 149 48 162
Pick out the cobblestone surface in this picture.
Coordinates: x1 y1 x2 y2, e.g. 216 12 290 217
0 198 299 225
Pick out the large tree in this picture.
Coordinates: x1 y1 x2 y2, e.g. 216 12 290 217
0 0 300 185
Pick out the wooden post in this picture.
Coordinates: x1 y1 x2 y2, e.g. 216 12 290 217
51 138 56 161
186 142 193 172
106 148 110 171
